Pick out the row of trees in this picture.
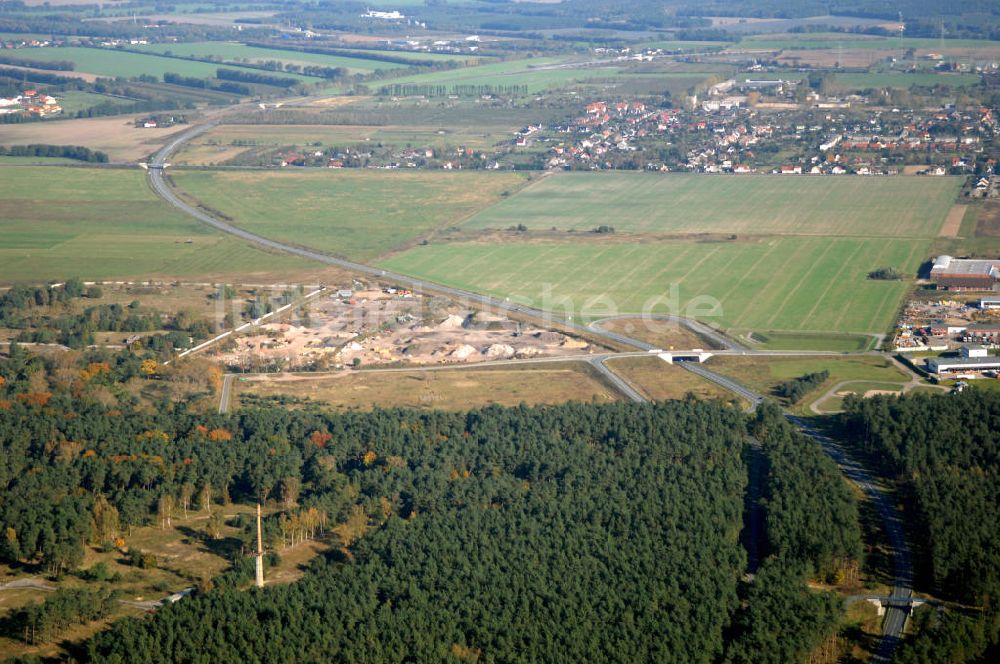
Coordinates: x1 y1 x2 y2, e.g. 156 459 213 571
0 144 108 162
216 68 299 89
775 370 830 404
163 72 252 96
0 52 73 71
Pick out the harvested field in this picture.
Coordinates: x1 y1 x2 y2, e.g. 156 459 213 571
976 201 1000 238
235 363 619 411
0 116 188 162
940 205 966 238
777 48 897 68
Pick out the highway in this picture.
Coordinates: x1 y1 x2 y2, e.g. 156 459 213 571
150 119 914 661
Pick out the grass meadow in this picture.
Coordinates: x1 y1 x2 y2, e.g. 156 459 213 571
171 169 529 261
380 236 930 335
463 173 960 238
829 72 981 91
0 167 307 283
709 355 912 412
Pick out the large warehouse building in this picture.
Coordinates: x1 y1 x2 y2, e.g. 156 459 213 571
931 255 1000 291
926 345 1000 375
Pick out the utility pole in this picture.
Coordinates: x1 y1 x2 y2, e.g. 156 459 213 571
255 503 265 588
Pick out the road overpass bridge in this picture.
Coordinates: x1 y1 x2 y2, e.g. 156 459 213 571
654 349 714 364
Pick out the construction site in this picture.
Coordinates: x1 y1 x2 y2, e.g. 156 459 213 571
212 287 593 372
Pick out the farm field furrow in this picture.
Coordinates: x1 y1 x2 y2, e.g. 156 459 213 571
379 237 930 335
461 173 961 238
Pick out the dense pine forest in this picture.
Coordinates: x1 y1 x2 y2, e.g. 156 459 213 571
841 390 1000 662
0 343 868 662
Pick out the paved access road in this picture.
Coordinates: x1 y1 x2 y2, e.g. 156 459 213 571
218 374 236 414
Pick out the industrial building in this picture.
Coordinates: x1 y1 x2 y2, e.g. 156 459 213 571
926 346 1000 375
930 255 1000 291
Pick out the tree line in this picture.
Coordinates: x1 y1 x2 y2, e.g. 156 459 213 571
775 370 830 404
216 68 299 89
0 144 108 162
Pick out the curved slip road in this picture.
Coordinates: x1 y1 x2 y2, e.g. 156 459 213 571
150 121 914 660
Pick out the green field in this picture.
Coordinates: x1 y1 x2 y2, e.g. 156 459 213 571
0 46 315 81
171 169 529 261
380 236 928 335
829 72 981 91
133 42 439 74
748 330 874 352
0 166 308 283
462 173 960 238
709 355 911 411
56 90 133 113
0 156 79 165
